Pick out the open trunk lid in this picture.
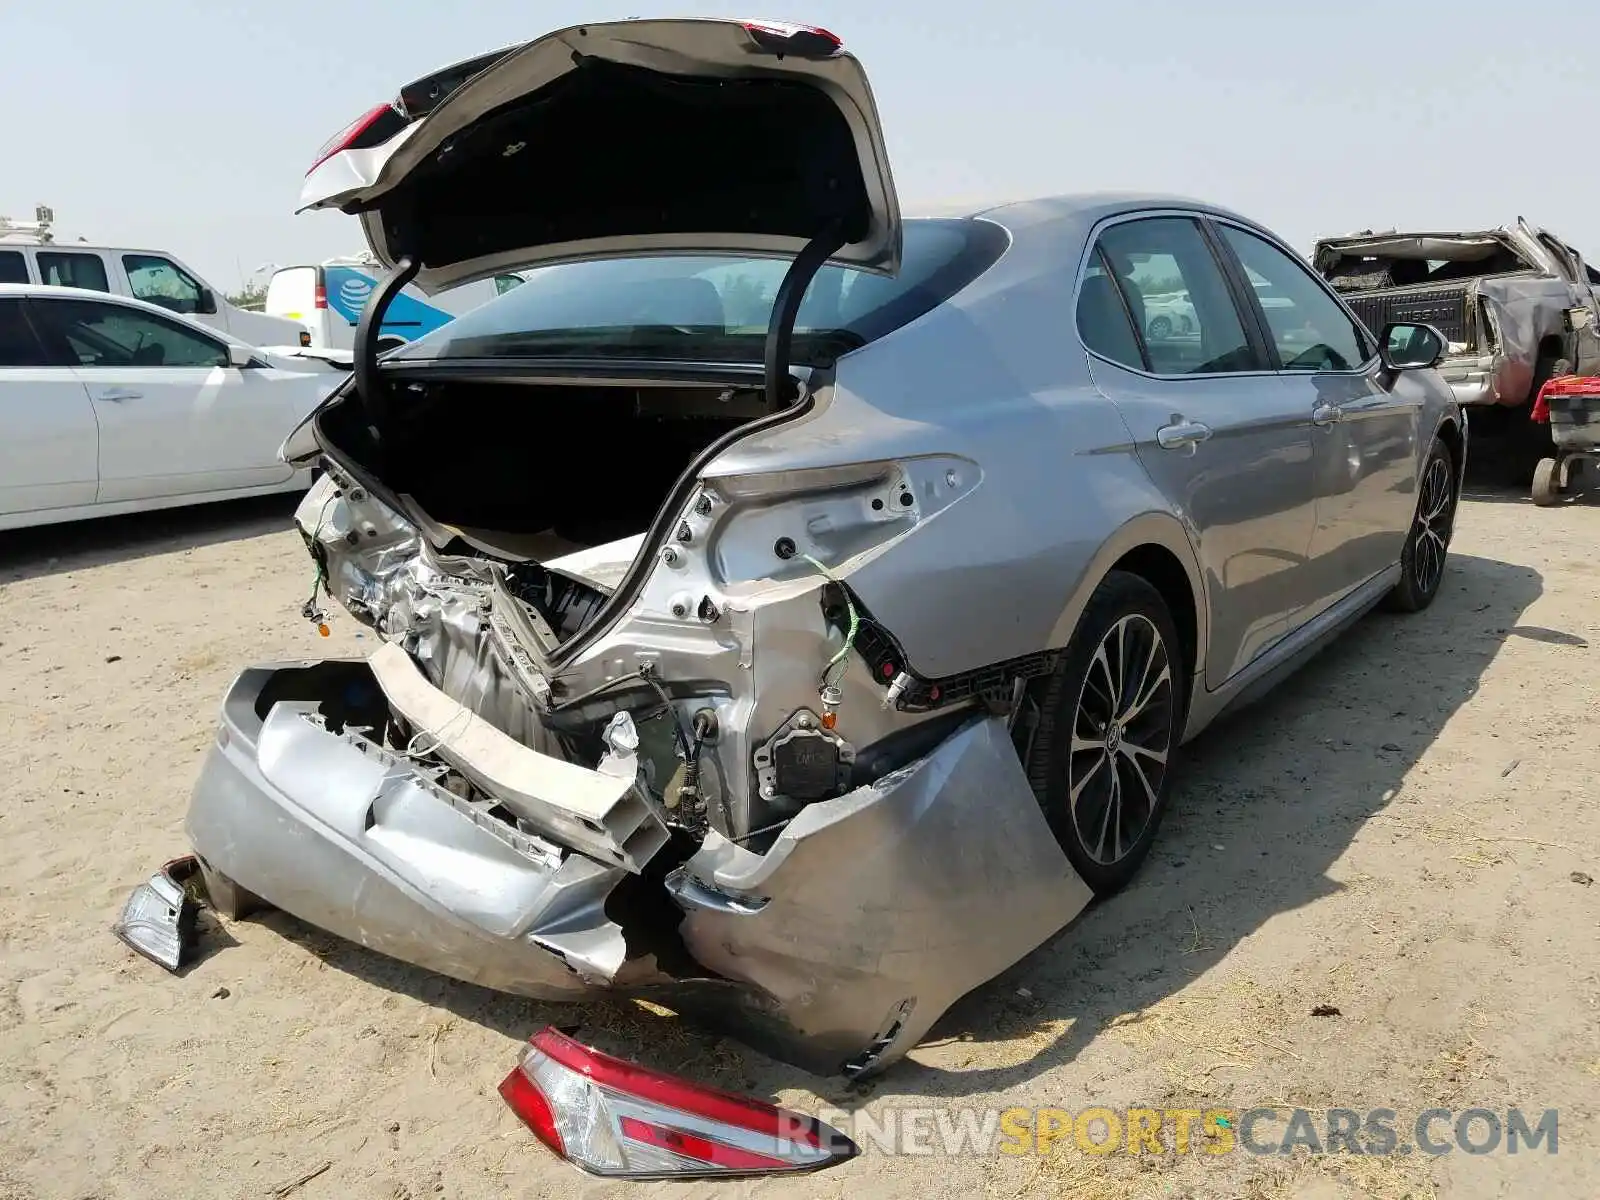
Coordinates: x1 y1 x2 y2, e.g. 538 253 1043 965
298 18 902 293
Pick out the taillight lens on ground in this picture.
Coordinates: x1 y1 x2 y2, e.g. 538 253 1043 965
498 1027 857 1179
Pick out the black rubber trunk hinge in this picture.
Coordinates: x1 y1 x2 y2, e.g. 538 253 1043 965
764 218 847 412
353 255 420 439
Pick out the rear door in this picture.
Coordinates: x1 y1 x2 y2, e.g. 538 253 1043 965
298 19 902 293
1077 213 1318 689
29 296 296 502
0 297 98 518
1211 220 1421 616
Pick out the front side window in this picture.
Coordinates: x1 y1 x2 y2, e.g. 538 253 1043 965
1093 217 1257 375
36 251 110 293
122 254 206 314
492 273 526 296
1218 225 1372 372
0 251 28 285
391 218 1010 364
32 299 228 368
0 299 54 367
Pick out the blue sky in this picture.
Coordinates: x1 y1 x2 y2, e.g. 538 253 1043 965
6 1 1595 292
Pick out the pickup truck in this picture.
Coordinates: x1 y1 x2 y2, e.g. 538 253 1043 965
1311 220 1600 478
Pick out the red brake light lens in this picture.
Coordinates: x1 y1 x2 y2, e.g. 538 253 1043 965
306 103 405 175
312 282 327 310
740 20 842 57
498 1026 857 1179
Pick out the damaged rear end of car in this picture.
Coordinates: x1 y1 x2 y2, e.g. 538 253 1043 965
184 16 1090 1083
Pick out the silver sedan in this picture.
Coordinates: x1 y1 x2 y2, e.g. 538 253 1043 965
175 17 1465 1085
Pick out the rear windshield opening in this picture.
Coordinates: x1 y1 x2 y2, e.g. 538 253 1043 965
388 218 1010 365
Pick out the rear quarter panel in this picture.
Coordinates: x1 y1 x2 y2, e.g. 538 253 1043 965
713 211 1207 682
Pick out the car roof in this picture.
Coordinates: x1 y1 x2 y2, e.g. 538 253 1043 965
0 244 179 257
909 191 1255 225
0 282 255 349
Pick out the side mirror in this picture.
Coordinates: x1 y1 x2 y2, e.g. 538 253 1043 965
1379 321 1446 371
227 343 255 368
196 287 218 316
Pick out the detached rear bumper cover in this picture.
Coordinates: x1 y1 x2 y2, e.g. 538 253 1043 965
185 662 1089 1075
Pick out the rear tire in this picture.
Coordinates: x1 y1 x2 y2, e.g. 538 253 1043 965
1383 437 1457 613
1026 571 1185 897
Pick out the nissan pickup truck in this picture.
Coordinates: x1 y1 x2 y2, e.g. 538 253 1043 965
1312 221 1600 478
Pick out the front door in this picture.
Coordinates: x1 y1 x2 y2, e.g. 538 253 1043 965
29 296 295 502
1212 222 1423 616
1078 214 1317 690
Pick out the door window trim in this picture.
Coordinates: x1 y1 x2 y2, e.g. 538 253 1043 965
29 295 232 369
0 297 62 368
1203 214 1380 377
0 248 33 285
1073 207 1276 381
34 249 112 293
121 253 209 314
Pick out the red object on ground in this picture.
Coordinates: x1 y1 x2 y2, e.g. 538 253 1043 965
1532 375 1600 424
497 1026 858 1178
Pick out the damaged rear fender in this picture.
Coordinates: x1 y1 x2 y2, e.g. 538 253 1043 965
663 715 1091 1077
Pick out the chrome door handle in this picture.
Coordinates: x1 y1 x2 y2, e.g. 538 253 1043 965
1156 418 1212 452
95 388 142 402
1312 402 1343 426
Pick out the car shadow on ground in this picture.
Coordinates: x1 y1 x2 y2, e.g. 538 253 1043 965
216 549 1543 1109
0 494 303 585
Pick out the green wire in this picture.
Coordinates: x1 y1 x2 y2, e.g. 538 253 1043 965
800 553 858 687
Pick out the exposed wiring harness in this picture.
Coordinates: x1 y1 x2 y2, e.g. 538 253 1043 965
300 491 338 634
801 553 859 689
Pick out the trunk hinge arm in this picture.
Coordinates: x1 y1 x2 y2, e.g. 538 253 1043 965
764 219 846 411
353 254 420 437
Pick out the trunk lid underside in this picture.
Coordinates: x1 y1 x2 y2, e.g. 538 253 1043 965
299 18 903 293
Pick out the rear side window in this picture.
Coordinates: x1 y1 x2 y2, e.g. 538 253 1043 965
1076 253 1144 370
36 251 110 292
1093 217 1258 375
0 251 28 284
391 218 1011 364
0 299 53 367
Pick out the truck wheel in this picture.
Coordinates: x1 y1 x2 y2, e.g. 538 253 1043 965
1532 457 1562 507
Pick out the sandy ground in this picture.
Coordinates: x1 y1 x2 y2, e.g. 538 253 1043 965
2 479 1599 1200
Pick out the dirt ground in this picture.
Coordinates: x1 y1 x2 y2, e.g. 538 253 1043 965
2 477 1599 1200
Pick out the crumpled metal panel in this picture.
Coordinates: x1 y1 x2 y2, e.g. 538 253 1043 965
295 477 557 752
186 668 639 994
663 715 1091 1077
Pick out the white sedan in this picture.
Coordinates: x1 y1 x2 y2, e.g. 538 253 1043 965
0 284 342 531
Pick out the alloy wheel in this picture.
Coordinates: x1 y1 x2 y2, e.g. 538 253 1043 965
1067 614 1175 866
1413 455 1453 595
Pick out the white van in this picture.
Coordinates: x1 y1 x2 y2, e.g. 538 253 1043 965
0 241 310 350
265 255 525 352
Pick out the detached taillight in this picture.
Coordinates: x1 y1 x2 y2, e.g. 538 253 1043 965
499 1027 857 1179
740 20 842 57
306 102 407 175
